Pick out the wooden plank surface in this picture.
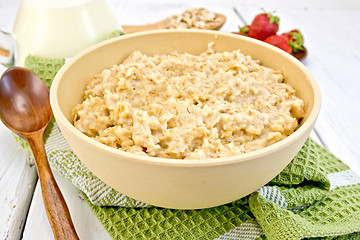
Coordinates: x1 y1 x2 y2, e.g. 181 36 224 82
0 123 37 240
22 172 111 240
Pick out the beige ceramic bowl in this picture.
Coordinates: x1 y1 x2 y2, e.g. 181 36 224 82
50 30 321 209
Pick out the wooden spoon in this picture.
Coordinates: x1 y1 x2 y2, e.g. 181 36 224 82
122 13 226 33
0 67 79 240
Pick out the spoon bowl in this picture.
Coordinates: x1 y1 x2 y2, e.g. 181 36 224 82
0 66 79 240
0 67 51 133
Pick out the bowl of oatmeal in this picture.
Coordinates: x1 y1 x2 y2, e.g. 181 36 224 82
50 30 321 209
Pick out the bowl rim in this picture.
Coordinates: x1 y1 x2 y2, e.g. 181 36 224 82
50 29 321 167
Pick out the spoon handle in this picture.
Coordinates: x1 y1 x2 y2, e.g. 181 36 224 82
122 23 163 33
26 131 79 240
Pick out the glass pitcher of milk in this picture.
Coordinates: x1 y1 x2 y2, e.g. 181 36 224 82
12 0 120 66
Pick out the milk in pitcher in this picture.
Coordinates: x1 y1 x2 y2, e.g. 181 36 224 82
13 0 120 66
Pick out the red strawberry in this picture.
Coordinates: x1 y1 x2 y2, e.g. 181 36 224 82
281 29 304 52
264 35 292 54
248 12 279 41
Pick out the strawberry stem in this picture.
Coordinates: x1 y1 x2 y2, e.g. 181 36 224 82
260 8 280 25
267 13 280 25
239 25 249 34
288 30 304 52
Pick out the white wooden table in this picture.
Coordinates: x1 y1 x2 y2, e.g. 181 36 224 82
1 0 360 239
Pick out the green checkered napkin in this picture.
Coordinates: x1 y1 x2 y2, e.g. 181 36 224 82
15 50 360 240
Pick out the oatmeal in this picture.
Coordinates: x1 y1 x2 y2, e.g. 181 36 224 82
72 45 304 159
163 8 222 29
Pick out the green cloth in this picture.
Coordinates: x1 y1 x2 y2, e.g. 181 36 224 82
86 139 360 240
15 40 360 239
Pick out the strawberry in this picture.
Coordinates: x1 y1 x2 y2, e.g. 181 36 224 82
264 35 292 54
248 12 280 41
281 29 304 52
